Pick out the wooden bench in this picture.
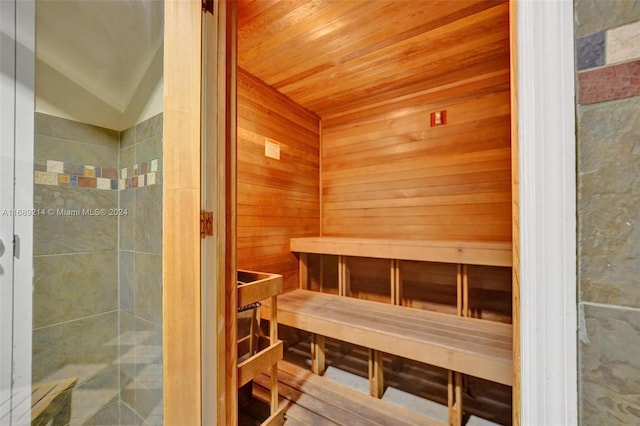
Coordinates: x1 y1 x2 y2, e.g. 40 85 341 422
31 377 77 425
266 237 513 425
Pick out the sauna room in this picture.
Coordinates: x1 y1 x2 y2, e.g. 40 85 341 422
233 1 514 425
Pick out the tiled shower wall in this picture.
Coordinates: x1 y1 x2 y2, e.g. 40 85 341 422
32 112 163 425
118 114 163 425
575 1 640 424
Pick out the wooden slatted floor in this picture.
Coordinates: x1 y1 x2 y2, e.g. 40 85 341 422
284 336 512 425
245 360 444 426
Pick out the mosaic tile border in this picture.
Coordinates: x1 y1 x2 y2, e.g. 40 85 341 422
577 20 640 105
35 158 162 190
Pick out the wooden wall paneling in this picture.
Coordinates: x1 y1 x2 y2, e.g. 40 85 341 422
346 257 391 303
467 265 512 323
509 0 520 423
236 68 320 292
163 1 202 424
321 71 512 242
238 1 509 117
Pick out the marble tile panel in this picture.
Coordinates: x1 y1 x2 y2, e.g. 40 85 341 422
135 113 163 142
607 20 640 65
578 60 640 105
35 112 119 148
35 171 58 186
121 126 136 149
82 401 120 425
578 97 640 308
120 145 136 169
32 311 118 384
134 184 162 254
120 402 145 425
35 134 118 168
135 135 162 164
120 251 135 313
134 253 162 325
575 0 640 37
34 185 117 255
579 304 640 424
46 159 64 173
119 189 135 250
33 252 118 328
577 32 605 71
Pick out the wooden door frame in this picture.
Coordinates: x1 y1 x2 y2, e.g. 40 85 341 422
164 0 237 425
163 1 204 424
164 0 579 425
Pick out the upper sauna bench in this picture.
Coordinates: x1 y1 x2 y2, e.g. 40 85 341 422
290 236 512 267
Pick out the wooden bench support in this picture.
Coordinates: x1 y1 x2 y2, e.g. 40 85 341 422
299 253 308 290
269 295 279 415
369 349 384 398
448 371 463 426
310 334 325 376
338 255 350 297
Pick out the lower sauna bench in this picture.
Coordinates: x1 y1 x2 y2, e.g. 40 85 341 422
262 289 512 425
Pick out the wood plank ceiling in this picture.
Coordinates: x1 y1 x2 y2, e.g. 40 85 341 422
237 0 509 117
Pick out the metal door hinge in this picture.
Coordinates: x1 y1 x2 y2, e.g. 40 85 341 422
201 211 214 238
202 0 214 14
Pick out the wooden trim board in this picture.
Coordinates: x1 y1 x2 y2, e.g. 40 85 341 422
509 0 520 423
163 1 202 424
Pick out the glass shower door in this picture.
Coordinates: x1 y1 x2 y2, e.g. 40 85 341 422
30 1 164 424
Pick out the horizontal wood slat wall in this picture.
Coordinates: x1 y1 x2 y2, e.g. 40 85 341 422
321 65 511 242
237 69 320 290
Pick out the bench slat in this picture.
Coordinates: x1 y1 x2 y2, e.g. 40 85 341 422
265 290 513 386
290 237 512 267
278 294 512 353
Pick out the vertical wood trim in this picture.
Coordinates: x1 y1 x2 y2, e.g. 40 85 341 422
338 255 344 296
462 265 469 317
319 255 324 293
224 0 238 424
456 264 463 316
390 259 402 305
319 120 323 237
509 0 520 424
299 253 308 289
202 3 224 425
311 334 325 376
368 349 384 399
454 372 463 426
343 259 350 297
269 296 279 414
163 1 202 424
390 259 395 304
447 371 454 423
395 260 402 305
